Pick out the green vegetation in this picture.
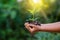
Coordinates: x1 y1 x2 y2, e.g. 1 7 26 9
0 0 60 40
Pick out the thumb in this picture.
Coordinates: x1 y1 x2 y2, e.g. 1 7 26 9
29 26 35 34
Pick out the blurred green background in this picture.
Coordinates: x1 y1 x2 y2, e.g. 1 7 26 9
0 0 60 40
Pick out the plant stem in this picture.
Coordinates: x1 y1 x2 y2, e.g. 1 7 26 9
33 14 34 21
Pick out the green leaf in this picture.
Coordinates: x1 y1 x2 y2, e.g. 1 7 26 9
10 11 16 19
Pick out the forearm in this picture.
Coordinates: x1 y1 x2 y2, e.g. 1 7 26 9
40 22 60 32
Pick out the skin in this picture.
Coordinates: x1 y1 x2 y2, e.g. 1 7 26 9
24 22 60 34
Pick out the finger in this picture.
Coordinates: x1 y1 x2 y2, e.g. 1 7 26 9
25 23 30 28
25 23 30 30
25 23 34 29
28 26 35 34
29 24 36 28
29 24 39 32
24 23 33 32
24 23 29 26
25 23 34 33
29 24 36 33
24 23 35 33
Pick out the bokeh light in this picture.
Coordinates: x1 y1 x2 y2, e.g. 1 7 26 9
26 0 49 14
33 0 41 3
24 0 56 19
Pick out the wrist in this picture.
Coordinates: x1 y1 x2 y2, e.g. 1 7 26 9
39 24 46 31
36 24 43 31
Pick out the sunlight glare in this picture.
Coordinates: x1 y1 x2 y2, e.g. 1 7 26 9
33 0 40 3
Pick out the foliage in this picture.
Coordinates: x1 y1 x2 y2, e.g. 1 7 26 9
0 0 60 40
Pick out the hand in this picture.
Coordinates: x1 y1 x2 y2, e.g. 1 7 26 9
24 23 41 34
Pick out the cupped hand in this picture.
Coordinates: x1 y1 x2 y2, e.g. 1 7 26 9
24 23 41 34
